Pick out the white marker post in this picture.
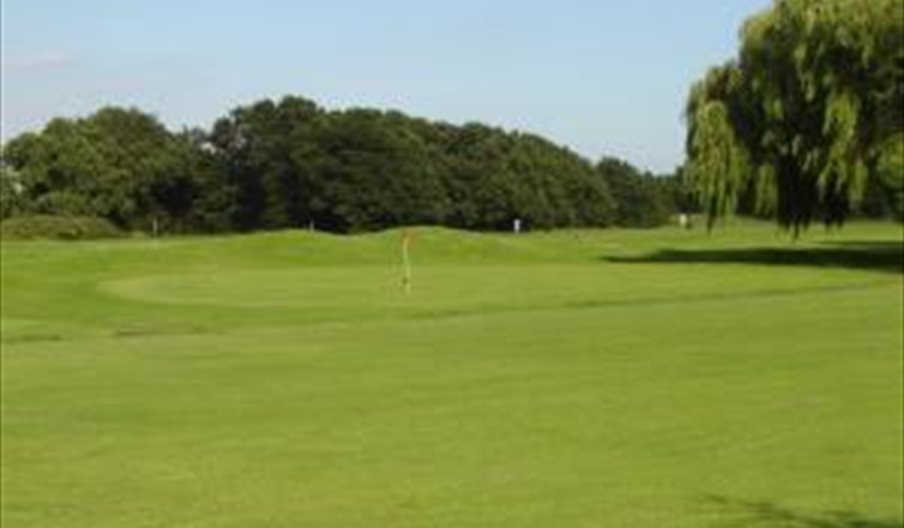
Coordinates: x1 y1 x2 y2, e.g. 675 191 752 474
401 230 413 295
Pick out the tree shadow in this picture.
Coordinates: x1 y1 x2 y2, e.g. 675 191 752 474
704 495 903 528
604 241 903 275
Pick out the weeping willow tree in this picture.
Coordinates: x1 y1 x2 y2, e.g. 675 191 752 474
686 0 904 232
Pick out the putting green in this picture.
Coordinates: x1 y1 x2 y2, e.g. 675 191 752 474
98 263 877 314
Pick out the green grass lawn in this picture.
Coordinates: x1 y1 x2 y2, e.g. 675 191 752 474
1 221 902 527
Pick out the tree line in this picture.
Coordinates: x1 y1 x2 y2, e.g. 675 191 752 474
6 0 902 240
0 98 686 234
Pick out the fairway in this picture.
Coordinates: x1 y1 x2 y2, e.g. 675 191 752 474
1 222 902 527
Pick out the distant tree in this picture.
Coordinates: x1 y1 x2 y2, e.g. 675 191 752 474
0 163 24 219
3 121 123 220
87 107 192 232
178 128 234 232
431 123 615 230
597 157 672 227
656 166 699 216
306 108 450 231
685 0 904 231
208 96 324 230
1 108 194 232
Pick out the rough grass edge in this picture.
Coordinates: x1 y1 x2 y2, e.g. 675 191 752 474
0 215 124 240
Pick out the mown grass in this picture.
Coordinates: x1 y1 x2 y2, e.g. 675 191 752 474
1 220 902 527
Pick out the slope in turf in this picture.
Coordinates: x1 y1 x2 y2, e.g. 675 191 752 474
1 222 902 527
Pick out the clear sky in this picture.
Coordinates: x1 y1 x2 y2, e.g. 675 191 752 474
1 0 771 173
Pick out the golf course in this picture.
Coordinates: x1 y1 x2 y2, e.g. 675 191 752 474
1 221 901 527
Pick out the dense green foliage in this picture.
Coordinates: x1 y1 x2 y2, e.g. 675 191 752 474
1 99 679 234
597 157 675 227
0 215 123 240
1 109 199 232
686 0 904 231
2 223 902 527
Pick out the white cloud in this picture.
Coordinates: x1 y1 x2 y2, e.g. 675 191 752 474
3 51 75 70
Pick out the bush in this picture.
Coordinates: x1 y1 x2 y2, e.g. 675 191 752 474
0 215 124 240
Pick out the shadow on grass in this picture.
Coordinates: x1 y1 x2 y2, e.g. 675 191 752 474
705 495 903 528
604 241 903 274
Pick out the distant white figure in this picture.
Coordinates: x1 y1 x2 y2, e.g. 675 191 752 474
678 213 688 229
513 218 522 234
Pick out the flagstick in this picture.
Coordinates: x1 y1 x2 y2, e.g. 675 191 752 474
401 232 412 295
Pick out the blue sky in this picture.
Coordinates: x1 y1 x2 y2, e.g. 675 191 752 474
1 0 771 173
